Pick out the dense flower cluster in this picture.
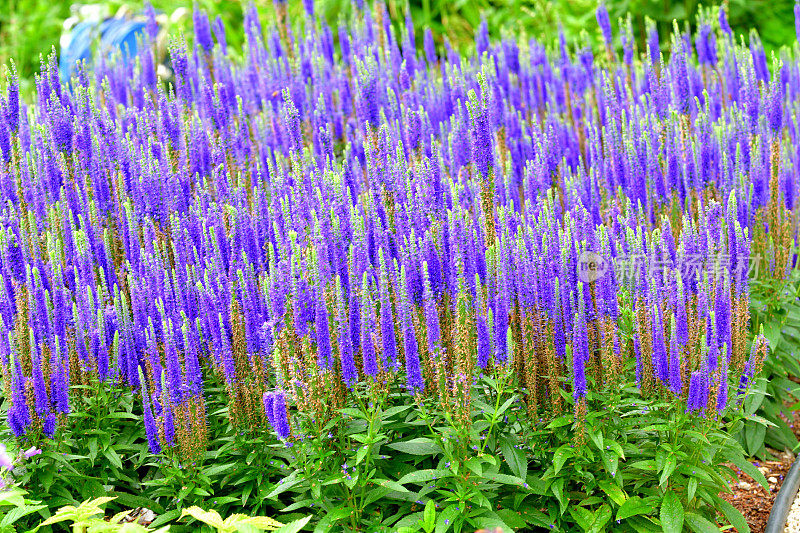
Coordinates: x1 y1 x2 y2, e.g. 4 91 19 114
0 1 786 455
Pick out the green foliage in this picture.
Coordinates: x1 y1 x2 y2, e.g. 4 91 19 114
178 506 292 532
0 487 47 533
529 387 753 532
4 0 799 99
0 323 770 533
0 359 765 532
0 0 253 98
0 0 71 95
32 496 168 533
0 495 306 533
10 380 153 521
747 265 800 457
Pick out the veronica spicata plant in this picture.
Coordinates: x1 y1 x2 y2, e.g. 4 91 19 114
0 0 795 530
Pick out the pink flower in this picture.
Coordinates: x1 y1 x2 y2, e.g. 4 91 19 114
0 444 13 470
23 447 42 459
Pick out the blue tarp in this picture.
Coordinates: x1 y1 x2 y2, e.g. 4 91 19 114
59 18 147 83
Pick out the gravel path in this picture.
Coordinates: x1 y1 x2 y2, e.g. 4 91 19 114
785 493 800 532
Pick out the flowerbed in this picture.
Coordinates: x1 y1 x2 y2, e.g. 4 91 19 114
0 1 797 532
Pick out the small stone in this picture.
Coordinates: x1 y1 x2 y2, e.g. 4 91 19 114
138 509 155 526
738 481 752 491
758 466 769 475
769 476 778 484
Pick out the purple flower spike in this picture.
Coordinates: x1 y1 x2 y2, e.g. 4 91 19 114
142 381 161 455
337 277 358 387
400 266 424 394
668 321 682 395
315 288 334 370
477 312 490 370
674 48 691 114
719 7 732 36
470 89 493 181
717 345 729 413
424 28 437 64
768 80 783 133
360 275 379 378
272 391 291 439
596 3 613 46
193 3 214 53
263 392 276 428
651 303 668 385
5 65 19 134
795 1 800 44
378 253 398 371
422 262 441 354
686 371 708 414
647 20 660 66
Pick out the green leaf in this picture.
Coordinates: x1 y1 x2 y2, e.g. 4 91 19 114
629 460 657 471
627 516 663 532
606 439 625 460
723 450 769 490
464 456 484 477
588 431 604 452
472 512 514 533
598 480 625 506
591 504 612 533
181 507 225 530
569 506 594 530
393 512 426 530
266 474 304 499
553 445 573 475
88 438 98 463
397 469 450 485
496 508 528 529
499 438 527 480
496 396 516 417
313 508 352 533
372 478 410 493
435 504 460 533
339 407 367 419
687 477 698 503
231 515 284 531
355 445 369 465
744 423 767 456
0 489 26 507
551 478 568 514
713 496 750 532
660 492 684 533
546 414 573 429
108 493 165 515
659 455 677 487
684 512 720 533
0 505 48 528
616 497 654 521
102 448 123 470
148 509 182 529
105 412 139 420
386 438 442 455
423 500 436 533
204 463 238 477
381 405 412 419
485 473 526 486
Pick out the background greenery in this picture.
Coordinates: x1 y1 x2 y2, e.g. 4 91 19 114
0 0 796 96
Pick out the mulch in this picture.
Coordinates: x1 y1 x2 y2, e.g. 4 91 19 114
720 408 800 532
720 456 792 532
